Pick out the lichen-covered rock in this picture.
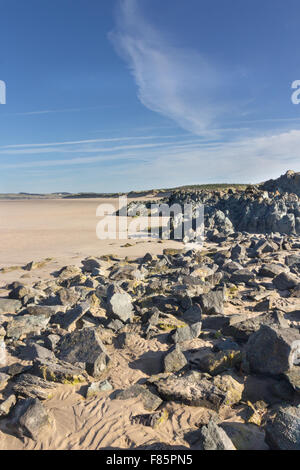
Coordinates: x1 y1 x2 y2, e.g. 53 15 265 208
6 314 50 340
32 358 87 384
150 371 232 411
12 373 57 400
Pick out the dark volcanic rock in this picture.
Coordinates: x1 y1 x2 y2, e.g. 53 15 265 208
8 398 50 440
265 405 300 450
57 327 111 378
244 325 300 376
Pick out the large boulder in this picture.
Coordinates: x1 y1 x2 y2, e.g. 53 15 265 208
163 345 187 373
244 325 300 376
265 405 300 450
57 327 111 378
273 271 299 290
149 370 240 410
8 398 50 440
198 420 236 450
200 290 224 315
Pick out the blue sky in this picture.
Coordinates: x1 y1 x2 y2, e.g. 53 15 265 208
0 0 300 193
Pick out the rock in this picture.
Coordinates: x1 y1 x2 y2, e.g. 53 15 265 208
44 334 61 351
222 311 288 342
131 409 169 429
20 343 55 362
82 258 101 272
6 314 50 340
259 263 287 278
8 363 32 377
0 340 7 367
285 254 300 268
171 322 202 344
0 394 16 417
57 327 111 378
200 290 224 315
57 301 90 331
214 338 240 352
33 358 87 384
163 345 187 373
198 420 236 450
221 422 269 450
284 368 300 393
202 315 229 330
0 372 10 387
57 265 81 280
230 269 255 284
211 372 244 406
273 272 299 290
8 398 50 440
12 374 57 400
0 298 22 314
86 380 113 398
57 287 80 306
150 371 233 411
26 305 64 318
265 405 300 450
115 384 162 411
244 325 300 376
182 304 202 324
191 350 242 376
106 284 134 323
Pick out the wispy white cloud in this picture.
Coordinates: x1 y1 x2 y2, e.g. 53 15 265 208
109 0 243 135
2 129 299 185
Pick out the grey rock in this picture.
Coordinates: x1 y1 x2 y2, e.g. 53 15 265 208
57 301 90 331
171 322 202 343
230 269 255 284
198 420 236 450
115 384 162 411
0 298 22 314
163 345 187 373
57 327 111 378
150 371 231 411
12 373 57 400
182 304 202 324
0 394 16 417
32 357 87 384
200 290 224 315
0 372 10 387
8 398 50 440
106 284 134 323
86 379 113 398
27 305 64 318
221 422 269 450
273 271 299 290
6 314 49 340
265 405 300 450
222 311 289 342
244 325 300 376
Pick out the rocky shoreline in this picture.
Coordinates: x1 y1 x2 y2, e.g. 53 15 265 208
0 170 299 450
